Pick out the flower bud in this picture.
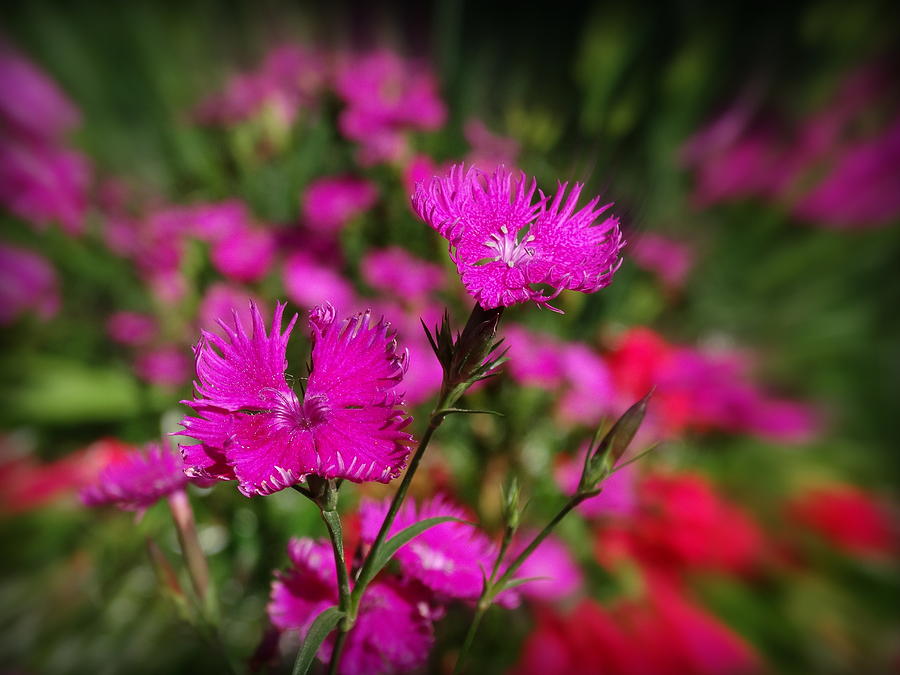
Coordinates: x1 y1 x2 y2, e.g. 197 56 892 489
580 389 652 492
501 474 521 531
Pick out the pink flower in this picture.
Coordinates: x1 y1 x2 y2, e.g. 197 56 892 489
0 140 90 235
301 176 378 233
0 243 59 323
180 302 413 496
361 247 444 304
106 312 157 346
80 442 189 511
269 538 435 675
335 49 446 165
283 252 357 311
195 44 327 127
557 342 615 425
464 119 519 171
197 283 262 338
503 325 566 388
134 346 191 388
631 233 694 290
402 154 438 195
508 533 583 602
359 495 498 602
792 118 900 228
210 226 275 283
367 300 443 406
0 43 80 142
190 200 251 242
413 164 624 311
555 457 637 518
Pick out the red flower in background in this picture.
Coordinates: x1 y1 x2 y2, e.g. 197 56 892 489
512 580 760 675
787 484 896 559
595 471 766 579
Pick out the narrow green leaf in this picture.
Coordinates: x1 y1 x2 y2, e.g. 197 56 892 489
361 517 466 587
497 576 551 592
292 606 344 675
437 408 505 417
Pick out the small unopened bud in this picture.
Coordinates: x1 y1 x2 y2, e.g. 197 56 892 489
501 474 521 531
580 389 652 492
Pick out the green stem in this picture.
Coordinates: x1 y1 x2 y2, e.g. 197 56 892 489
452 494 590 675
321 507 352 675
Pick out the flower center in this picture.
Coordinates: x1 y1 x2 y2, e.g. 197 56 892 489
268 389 331 431
483 224 536 268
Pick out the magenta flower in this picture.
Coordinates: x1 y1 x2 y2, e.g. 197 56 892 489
413 164 624 311
361 247 445 305
80 442 189 511
210 227 275 283
301 176 378 233
0 43 80 142
335 49 446 166
283 252 357 312
198 283 262 338
631 233 694 290
106 312 157 346
180 302 413 496
557 343 615 425
269 538 435 675
359 495 499 602
507 533 583 602
0 140 90 235
503 325 566 388
190 200 251 243
0 243 59 324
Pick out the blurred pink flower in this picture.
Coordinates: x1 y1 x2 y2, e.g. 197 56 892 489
361 247 444 304
464 119 519 171
503 324 566 388
508 533 583 602
190 199 251 242
359 495 500 602
195 44 328 127
134 346 191 388
269 537 434 675
0 140 90 235
106 311 157 346
792 118 900 228
557 342 615 424
631 233 694 290
210 226 275 283
0 243 59 324
402 153 439 194
197 283 262 337
301 176 378 233
0 43 80 142
180 302 413 496
283 252 356 311
80 442 189 511
335 49 446 165
555 456 637 518
413 164 624 311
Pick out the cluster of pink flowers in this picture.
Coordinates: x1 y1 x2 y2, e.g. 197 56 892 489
682 62 900 229
335 49 446 165
269 538 436 675
0 42 91 235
